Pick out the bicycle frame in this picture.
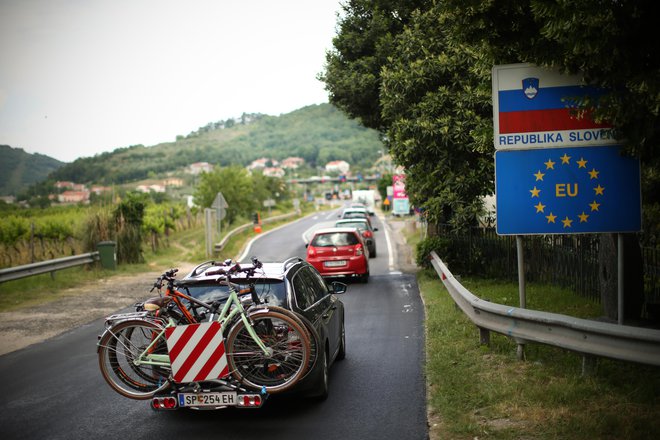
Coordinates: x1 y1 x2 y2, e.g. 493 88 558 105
128 281 271 372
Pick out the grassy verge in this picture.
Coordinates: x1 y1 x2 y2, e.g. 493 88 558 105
0 206 323 312
396 219 660 439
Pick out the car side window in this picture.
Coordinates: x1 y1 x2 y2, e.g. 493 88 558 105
292 270 316 310
304 267 330 300
292 267 328 310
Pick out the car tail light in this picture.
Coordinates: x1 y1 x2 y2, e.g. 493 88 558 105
363 230 373 238
151 396 178 410
355 244 364 256
307 247 316 256
238 394 263 408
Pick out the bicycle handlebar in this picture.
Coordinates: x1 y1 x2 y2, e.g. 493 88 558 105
205 257 263 277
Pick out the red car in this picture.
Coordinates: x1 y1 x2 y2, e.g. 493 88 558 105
306 227 370 283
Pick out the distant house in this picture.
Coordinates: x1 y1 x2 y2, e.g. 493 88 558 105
164 178 184 187
58 190 90 204
247 158 270 170
54 181 86 191
325 160 350 174
187 162 214 175
281 157 305 169
54 181 74 189
90 186 112 195
0 195 15 204
262 167 285 178
136 184 166 193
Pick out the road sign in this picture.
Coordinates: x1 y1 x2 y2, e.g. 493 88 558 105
495 145 641 235
212 192 228 209
492 64 618 150
212 192 228 221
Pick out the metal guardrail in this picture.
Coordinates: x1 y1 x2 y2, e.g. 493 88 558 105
430 251 660 367
214 211 299 253
0 252 100 283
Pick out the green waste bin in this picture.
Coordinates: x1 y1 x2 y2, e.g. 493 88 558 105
97 241 117 270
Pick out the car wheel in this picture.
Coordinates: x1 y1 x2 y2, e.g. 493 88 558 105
370 246 377 258
361 271 369 283
337 319 346 361
310 347 329 400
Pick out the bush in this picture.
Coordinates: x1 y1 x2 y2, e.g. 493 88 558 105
416 236 450 268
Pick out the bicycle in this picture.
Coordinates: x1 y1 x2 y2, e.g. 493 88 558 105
97 258 312 400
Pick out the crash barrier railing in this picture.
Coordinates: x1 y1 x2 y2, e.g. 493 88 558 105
214 211 299 253
430 251 660 368
0 252 100 284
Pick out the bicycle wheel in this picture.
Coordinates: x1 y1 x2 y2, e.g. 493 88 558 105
98 319 171 400
225 310 311 394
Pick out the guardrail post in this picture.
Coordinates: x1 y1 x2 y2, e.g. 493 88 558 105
582 355 598 376
479 327 490 346
516 236 527 360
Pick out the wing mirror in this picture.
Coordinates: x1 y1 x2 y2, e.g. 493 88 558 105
331 281 347 294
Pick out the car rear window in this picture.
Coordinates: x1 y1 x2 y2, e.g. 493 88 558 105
337 221 367 230
311 232 359 247
343 212 367 219
180 279 287 307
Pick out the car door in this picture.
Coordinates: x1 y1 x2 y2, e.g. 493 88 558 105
303 266 341 358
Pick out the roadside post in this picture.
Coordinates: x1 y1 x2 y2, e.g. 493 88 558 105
492 63 641 359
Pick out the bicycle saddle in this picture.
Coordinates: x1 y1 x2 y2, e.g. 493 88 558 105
143 296 173 311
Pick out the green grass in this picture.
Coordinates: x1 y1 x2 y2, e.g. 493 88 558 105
421 270 660 440
396 220 660 439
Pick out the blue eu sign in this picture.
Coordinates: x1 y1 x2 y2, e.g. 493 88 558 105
495 146 641 235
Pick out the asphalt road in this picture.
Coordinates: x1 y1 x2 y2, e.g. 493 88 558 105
0 207 427 440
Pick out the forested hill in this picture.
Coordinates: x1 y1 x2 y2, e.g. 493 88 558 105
0 145 64 196
50 104 385 185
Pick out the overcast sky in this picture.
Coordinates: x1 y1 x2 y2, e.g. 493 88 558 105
0 0 343 162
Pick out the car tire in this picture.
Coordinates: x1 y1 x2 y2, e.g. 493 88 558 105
310 347 329 400
370 247 377 258
337 319 346 361
361 271 369 283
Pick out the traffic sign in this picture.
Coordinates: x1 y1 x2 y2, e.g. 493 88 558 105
492 64 618 150
495 145 641 235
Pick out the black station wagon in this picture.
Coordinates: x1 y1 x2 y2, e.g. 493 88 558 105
178 257 347 400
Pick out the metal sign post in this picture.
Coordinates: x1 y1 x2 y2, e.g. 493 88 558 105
212 192 228 238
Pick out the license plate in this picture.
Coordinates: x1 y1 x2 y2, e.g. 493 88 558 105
178 392 237 407
324 260 346 267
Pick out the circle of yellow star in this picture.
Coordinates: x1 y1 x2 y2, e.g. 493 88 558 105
560 153 571 164
589 168 600 179
589 201 601 211
577 158 588 168
534 202 546 213
544 159 556 170
530 186 541 197
534 170 545 181
546 212 557 223
562 217 573 228
594 185 605 196
579 212 589 222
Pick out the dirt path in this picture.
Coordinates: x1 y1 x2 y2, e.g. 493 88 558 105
0 262 195 356
0 217 417 356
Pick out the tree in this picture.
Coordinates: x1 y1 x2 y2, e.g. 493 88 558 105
193 166 258 224
320 0 433 132
322 0 658 320
323 1 494 229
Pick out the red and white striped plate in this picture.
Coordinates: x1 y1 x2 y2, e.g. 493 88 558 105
165 321 229 383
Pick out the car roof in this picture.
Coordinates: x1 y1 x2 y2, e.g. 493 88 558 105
312 227 361 235
336 219 369 225
343 207 368 213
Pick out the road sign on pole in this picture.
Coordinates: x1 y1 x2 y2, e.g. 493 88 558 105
495 145 641 235
492 63 619 150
